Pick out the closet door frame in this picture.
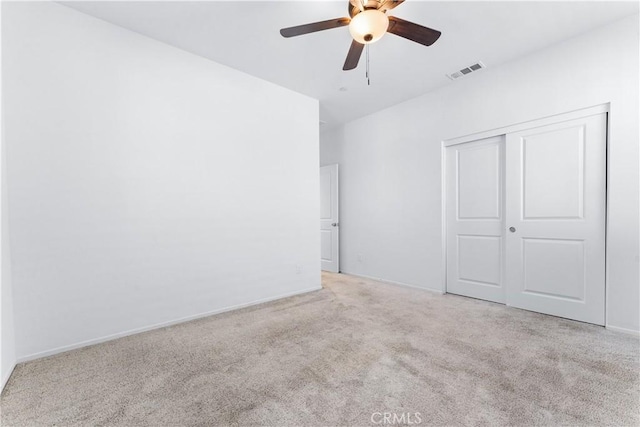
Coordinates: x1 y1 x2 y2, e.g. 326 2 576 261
441 103 610 322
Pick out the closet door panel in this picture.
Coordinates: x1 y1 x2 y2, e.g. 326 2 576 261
505 114 606 325
446 136 505 303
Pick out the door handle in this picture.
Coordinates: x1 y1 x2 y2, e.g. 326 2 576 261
509 227 516 233
331 223 339 227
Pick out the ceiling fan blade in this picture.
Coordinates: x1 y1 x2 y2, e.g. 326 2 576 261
379 0 405 13
343 40 365 70
280 18 350 38
387 16 441 47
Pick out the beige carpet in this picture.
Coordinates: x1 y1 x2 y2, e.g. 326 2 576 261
1 272 638 426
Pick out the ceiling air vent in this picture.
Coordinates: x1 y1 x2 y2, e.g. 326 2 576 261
447 61 486 80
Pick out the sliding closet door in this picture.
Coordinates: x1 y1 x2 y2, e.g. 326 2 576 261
446 136 505 303
505 114 607 325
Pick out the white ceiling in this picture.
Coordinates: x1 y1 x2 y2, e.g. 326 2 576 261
62 1 639 130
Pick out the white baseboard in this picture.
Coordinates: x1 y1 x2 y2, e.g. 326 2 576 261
1 361 16 393
343 271 444 295
17 285 322 364
606 324 640 337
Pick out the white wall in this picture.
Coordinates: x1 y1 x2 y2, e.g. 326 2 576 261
0 1 17 391
3 2 319 360
321 15 639 333
1 108 15 390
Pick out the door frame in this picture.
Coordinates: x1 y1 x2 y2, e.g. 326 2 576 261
441 103 610 323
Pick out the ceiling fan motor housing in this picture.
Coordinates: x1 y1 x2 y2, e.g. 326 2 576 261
349 0 394 18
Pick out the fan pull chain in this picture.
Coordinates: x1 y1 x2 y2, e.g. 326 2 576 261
366 44 370 86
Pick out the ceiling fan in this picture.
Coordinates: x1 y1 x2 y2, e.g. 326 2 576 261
280 0 441 71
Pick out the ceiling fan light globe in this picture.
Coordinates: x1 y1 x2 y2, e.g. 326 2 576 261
348 9 389 44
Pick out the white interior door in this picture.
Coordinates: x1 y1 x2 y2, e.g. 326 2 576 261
505 113 607 325
320 164 339 272
446 136 505 303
